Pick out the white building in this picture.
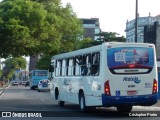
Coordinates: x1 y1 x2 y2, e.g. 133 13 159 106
125 13 160 43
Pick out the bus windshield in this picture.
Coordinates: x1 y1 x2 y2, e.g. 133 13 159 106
107 47 154 74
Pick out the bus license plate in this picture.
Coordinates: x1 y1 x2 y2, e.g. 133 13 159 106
127 90 137 95
42 84 48 87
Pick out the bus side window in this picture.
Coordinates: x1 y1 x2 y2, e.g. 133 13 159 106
91 52 100 76
75 55 82 76
55 60 58 76
86 54 91 75
62 59 67 76
55 60 62 76
68 58 74 76
60 60 62 76
81 54 91 76
66 59 69 76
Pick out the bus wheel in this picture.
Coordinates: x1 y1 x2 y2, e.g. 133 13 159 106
31 87 35 90
117 105 132 112
79 92 87 112
55 88 59 100
55 89 65 107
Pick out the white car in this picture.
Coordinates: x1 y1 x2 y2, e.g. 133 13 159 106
22 81 27 85
12 81 19 86
38 79 50 92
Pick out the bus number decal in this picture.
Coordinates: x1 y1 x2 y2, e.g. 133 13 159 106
128 85 135 88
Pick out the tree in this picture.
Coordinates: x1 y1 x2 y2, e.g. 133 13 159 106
0 69 2 77
0 0 82 58
36 30 126 70
3 57 26 80
76 38 101 49
36 55 52 70
38 1 83 54
77 31 126 49
96 32 126 42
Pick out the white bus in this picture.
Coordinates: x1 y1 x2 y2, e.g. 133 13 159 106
50 42 158 112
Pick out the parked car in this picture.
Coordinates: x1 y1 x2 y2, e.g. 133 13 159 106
12 81 19 86
22 81 27 85
38 79 50 92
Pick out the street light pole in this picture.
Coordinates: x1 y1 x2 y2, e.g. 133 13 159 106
135 0 138 43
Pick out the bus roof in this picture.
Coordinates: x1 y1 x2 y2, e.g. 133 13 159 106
31 70 48 72
52 42 155 60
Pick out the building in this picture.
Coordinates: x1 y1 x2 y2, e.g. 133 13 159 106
125 13 160 43
144 21 160 60
80 18 101 40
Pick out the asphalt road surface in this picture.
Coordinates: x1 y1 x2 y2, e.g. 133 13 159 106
0 85 159 120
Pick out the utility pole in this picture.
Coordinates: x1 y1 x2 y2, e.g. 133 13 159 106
135 0 138 43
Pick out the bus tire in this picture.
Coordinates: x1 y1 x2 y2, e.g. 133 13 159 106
55 88 59 100
79 92 87 112
117 105 132 112
31 87 34 90
55 88 65 107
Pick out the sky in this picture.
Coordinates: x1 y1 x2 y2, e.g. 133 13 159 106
0 0 159 61
61 0 160 36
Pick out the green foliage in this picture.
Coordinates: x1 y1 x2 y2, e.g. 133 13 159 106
0 0 82 58
36 31 125 70
77 38 99 49
3 57 26 80
4 57 26 69
36 55 52 70
0 69 2 77
42 1 83 54
96 32 126 42
0 0 47 57
6 69 14 80
76 31 126 49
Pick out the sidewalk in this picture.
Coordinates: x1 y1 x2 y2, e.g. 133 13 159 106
0 84 10 95
133 100 160 111
0 87 5 95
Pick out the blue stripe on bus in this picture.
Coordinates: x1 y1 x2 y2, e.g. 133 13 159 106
102 94 157 106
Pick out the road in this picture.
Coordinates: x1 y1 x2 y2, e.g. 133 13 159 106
0 85 159 120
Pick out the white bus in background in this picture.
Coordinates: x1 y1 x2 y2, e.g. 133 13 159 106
50 42 158 112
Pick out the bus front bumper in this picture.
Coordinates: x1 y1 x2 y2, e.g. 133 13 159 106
102 94 158 106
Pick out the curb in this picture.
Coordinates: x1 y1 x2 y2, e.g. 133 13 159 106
0 88 5 95
133 106 160 111
0 85 10 96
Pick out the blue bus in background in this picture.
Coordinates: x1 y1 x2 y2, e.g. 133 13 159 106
29 70 48 90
